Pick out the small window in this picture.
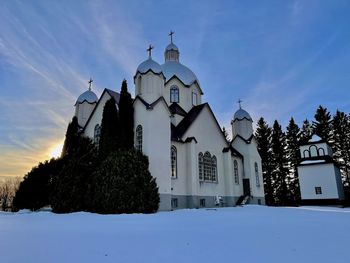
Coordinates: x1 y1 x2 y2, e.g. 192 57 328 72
318 148 325 156
234 160 239 184
200 199 206 207
211 156 217 182
135 125 143 152
94 124 101 146
315 187 322 195
255 162 260 187
192 92 197 106
198 153 203 180
170 86 179 103
258 199 261 205
171 198 178 208
171 146 177 179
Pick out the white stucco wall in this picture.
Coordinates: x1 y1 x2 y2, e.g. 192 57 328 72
298 163 343 200
75 102 96 128
232 119 253 140
135 72 164 103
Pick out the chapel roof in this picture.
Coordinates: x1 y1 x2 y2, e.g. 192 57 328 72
75 90 98 106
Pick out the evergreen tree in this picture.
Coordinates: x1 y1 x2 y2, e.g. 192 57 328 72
12 158 65 211
286 118 301 204
51 137 98 213
313 105 333 143
271 120 290 206
118 79 134 149
300 119 313 144
90 149 159 214
61 116 79 157
255 117 274 205
333 110 350 184
99 97 120 158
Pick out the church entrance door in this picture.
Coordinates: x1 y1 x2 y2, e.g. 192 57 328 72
243 179 250 196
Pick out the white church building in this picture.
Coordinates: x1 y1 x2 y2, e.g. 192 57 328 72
73 35 265 211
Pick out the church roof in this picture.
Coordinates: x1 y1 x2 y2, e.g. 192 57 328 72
169 103 187 117
161 61 199 87
75 90 98 105
136 58 163 75
233 108 252 121
165 43 179 51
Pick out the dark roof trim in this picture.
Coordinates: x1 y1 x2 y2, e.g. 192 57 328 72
165 75 204 95
74 100 97 106
222 146 243 159
169 102 187 116
133 95 170 113
82 88 121 132
133 69 166 82
232 117 253 122
184 137 197 143
300 139 327 146
231 134 255 145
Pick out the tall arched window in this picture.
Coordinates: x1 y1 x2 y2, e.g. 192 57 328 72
198 153 204 180
170 86 179 103
203 152 212 181
171 146 177 179
135 125 143 152
94 124 101 146
309 145 318 157
234 160 239 184
211 156 217 182
255 162 260 187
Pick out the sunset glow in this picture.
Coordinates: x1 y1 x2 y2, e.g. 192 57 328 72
49 142 64 159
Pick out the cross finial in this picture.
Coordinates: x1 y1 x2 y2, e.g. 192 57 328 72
88 78 93 91
147 44 154 58
169 30 175 43
238 99 242 109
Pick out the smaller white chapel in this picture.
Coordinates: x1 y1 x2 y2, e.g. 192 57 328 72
73 33 265 210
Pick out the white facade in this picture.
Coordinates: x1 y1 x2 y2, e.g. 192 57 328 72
297 136 344 205
74 38 266 210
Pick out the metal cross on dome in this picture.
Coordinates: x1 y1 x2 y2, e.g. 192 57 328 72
238 99 242 109
169 30 175 43
147 44 154 58
88 78 93 91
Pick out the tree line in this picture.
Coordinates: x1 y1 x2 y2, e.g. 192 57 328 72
255 105 350 206
12 80 159 214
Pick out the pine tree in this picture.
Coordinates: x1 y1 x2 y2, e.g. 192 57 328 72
61 116 79 157
99 97 120 158
286 118 301 204
313 105 332 143
300 119 313 144
271 120 290 206
333 110 350 184
255 117 274 205
118 79 134 149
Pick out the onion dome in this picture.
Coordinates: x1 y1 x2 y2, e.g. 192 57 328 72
233 108 252 122
161 61 199 87
136 58 163 75
75 78 98 105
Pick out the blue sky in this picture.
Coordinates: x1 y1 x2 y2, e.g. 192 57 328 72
1 0 350 178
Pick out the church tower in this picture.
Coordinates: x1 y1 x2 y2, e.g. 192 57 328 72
231 101 253 140
74 78 98 128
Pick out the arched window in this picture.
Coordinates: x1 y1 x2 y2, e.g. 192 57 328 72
318 148 325 156
211 156 217 182
135 125 143 152
255 162 260 187
94 124 101 146
170 86 179 103
203 152 212 181
303 149 310 158
198 152 204 180
309 145 318 157
234 160 239 184
171 146 177 179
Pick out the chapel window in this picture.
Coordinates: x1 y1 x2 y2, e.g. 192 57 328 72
198 152 204 180
309 145 318 157
255 162 260 187
192 92 197 106
94 124 101 146
171 146 177 179
234 160 239 184
211 156 217 182
203 152 212 181
170 86 179 103
136 125 143 152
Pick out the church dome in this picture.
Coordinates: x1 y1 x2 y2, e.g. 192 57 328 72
233 108 252 121
75 90 98 105
136 58 163 75
165 43 179 51
161 61 199 87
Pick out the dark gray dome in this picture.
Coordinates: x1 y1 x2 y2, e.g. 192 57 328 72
136 58 163 75
233 109 252 121
75 90 98 105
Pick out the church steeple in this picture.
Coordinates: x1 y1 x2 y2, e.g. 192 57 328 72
165 30 180 62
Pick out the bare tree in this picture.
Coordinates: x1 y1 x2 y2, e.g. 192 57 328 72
0 177 21 211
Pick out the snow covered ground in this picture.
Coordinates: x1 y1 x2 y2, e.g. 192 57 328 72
0 205 349 263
